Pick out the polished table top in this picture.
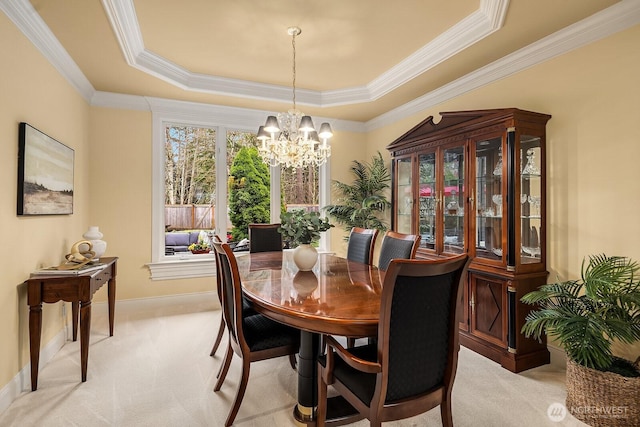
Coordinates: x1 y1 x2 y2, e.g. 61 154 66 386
237 251 383 338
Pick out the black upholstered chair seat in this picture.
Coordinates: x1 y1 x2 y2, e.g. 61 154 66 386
243 314 300 352
319 343 378 405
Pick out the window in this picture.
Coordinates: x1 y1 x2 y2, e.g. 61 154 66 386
148 106 330 280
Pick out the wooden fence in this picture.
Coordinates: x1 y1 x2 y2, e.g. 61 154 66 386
165 204 320 231
165 205 214 230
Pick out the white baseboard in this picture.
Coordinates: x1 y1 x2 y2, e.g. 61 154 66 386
0 326 66 413
548 343 567 369
0 291 218 415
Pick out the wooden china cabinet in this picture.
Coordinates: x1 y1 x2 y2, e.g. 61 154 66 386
387 108 551 372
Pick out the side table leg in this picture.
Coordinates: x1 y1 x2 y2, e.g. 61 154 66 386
72 301 79 341
79 300 92 382
29 304 43 391
108 278 116 336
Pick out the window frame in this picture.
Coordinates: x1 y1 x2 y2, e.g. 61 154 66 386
147 105 331 280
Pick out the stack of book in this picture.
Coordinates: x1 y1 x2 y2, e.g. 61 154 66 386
33 262 106 276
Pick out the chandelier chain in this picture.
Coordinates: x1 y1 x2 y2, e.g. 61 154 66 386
292 31 296 110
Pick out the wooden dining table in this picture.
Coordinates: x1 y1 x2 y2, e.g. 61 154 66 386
236 250 384 425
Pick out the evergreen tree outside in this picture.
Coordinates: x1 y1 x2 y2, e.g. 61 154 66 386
228 146 271 241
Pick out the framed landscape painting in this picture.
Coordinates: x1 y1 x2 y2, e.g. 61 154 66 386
17 122 74 215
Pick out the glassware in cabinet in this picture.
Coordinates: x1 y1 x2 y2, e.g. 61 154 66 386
473 136 503 261
443 146 465 254
520 135 543 265
395 156 413 234
418 153 436 250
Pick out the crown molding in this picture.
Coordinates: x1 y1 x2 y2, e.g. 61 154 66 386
3 0 638 133
100 0 510 107
0 0 95 101
365 0 640 131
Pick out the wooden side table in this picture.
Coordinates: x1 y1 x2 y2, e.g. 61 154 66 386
27 257 118 391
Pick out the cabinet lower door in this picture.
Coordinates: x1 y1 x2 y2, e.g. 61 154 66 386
469 273 507 348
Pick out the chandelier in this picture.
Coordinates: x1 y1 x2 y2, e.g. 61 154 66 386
257 27 332 169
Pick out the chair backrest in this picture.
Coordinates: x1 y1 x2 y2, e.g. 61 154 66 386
375 255 469 404
346 227 379 265
212 240 246 350
377 231 421 271
212 235 224 303
249 223 283 253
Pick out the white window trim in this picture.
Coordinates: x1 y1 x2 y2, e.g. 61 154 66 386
146 103 332 280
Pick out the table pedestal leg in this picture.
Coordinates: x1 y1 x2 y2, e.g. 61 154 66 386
294 331 320 425
80 300 92 382
29 304 42 391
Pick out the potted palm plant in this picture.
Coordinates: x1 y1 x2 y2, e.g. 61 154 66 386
521 254 640 426
323 151 391 235
279 209 333 271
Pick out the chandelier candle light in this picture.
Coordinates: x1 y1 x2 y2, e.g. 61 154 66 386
257 27 333 169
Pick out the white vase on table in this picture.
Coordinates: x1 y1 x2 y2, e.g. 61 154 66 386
293 244 318 271
82 226 107 260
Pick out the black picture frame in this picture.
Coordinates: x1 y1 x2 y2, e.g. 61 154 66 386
17 122 74 215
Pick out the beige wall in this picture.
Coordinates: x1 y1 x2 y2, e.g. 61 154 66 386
0 13 90 387
327 130 368 255
88 108 214 300
2 11 639 398
366 25 640 360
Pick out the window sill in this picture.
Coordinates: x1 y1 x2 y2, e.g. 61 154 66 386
147 255 216 280
147 252 252 280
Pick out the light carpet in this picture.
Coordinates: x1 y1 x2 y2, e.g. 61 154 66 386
0 297 587 426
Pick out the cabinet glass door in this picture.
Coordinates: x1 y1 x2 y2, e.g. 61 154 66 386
520 135 542 265
443 146 464 254
418 153 436 250
475 137 503 260
396 157 413 234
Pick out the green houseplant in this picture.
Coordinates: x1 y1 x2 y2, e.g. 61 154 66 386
323 152 391 235
521 254 640 426
279 209 333 248
279 209 333 271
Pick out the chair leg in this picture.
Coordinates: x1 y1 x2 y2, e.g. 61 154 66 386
440 394 453 427
214 343 233 390
289 353 297 370
346 337 356 347
210 317 225 357
224 358 250 427
316 369 328 427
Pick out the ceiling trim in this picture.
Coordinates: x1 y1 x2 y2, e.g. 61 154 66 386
0 0 95 101
366 0 640 131
91 92 366 134
3 0 638 134
100 0 510 107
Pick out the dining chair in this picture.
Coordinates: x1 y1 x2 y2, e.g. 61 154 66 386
248 223 283 253
210 235 255 357
317 255 470 427
346 227 379 265
211 240 300 427
345 227 379 347
377 230 421 271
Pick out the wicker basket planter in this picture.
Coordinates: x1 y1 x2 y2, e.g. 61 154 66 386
566 358 640 426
